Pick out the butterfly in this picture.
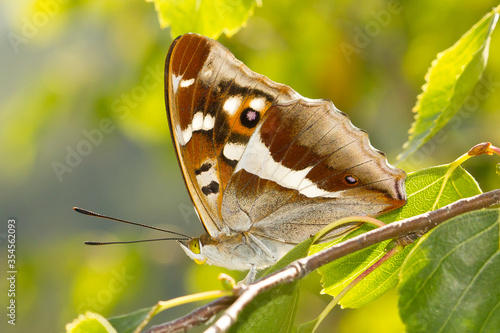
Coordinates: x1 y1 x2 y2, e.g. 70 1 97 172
165 33 406 272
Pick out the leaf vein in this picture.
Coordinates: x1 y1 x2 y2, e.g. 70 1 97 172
437 244 499 333
402 223 496 314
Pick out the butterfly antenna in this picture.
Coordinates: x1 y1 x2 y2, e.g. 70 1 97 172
73 207 190 239
85 238 187 246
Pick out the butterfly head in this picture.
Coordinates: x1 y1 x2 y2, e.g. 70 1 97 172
178 237 207 265
177 235 243 269
177 232 294 271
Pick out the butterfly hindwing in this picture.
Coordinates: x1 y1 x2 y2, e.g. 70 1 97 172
221 99 406 243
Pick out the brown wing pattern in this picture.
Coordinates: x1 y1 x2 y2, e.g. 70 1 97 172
221 98 406 243
166 33 406 243
165 34 296 237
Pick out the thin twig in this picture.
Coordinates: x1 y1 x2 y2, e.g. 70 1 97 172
206 189 500 333
146 296 236 333
310 244 403 331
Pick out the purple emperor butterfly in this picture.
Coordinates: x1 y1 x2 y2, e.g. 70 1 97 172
165 34 406 271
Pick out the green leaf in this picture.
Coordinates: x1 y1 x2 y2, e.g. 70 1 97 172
310 163 481 308
107 307 153 333
149 0 260 39
65 308 153 333
229 238 313 333
66 312 117 333
397 7 499 162
399 209 500 333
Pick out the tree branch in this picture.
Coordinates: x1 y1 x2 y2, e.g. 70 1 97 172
143 189 500 333
206 189 500 333
145 296 235 333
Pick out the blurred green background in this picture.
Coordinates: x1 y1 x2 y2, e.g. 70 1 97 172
1 0 500 332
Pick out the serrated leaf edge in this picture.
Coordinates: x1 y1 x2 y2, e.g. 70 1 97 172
398 7 499 161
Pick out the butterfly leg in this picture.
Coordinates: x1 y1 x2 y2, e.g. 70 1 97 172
240 265 257 284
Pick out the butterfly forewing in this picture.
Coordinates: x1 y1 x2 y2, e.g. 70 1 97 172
165 34 296 237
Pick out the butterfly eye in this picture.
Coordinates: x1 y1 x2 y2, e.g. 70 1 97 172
240 108 260 128
188 239 206 265
345 175 358 185
189 238 201 254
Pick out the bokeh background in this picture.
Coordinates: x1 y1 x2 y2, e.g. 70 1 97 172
1 0 500 332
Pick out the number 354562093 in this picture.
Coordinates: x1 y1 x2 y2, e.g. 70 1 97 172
7 219 15 265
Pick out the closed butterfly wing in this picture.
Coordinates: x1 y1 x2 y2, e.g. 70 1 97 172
166 34 406 269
